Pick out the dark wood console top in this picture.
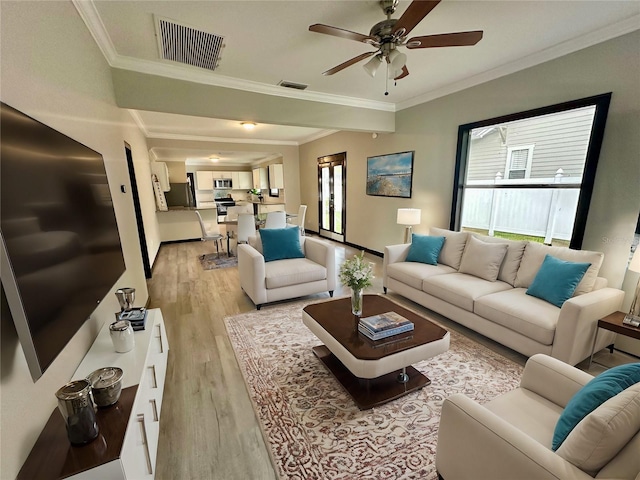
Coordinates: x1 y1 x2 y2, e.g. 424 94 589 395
17 385 137 480
303 295 448 360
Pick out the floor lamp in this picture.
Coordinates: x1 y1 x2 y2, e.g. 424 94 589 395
624 248 640 326
397 208 421 244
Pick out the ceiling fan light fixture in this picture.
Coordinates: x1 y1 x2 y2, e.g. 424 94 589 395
363 54 383 77
240 122 256 130
388 49 407 70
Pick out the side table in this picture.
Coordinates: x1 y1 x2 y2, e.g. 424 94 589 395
589 311 640 368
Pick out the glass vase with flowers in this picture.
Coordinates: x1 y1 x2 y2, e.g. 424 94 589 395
339 251 374 316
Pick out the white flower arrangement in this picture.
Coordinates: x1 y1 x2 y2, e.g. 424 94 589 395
339 251 374 291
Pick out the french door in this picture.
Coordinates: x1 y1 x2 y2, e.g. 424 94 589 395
318 152 346 242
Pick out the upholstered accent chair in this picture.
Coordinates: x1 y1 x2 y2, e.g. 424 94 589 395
238 231 336 309
436 354 640 480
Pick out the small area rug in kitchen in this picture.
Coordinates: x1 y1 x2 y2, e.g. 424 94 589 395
224 299 524 480
199 252 237 270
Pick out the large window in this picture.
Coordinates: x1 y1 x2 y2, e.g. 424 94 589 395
452 94 611 249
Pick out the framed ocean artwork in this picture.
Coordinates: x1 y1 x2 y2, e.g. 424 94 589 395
366 151 414 198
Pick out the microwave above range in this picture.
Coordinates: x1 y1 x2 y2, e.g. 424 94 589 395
214 178 232 188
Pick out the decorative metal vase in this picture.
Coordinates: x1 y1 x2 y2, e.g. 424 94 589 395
351 288 363 316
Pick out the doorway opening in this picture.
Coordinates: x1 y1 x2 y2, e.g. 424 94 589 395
318 152 346 243
125 144 152 279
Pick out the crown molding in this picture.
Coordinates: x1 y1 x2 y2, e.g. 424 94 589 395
397 14 640 111
298 129 339 145
127 110 149 136
145 131 301 146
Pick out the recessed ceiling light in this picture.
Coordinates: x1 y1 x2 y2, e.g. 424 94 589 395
209 156 219 162
241 122 256 130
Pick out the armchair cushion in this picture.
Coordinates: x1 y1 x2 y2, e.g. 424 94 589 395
552 363 640 450
526 255 591 308
556 383 640 474
259 227 304 262
405 234 445 265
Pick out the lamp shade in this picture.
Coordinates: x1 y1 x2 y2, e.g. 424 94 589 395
363 55 382 78
629 248 640 273
397 208 421 226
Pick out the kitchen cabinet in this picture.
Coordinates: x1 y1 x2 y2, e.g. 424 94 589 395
268 164 284 189
151 162 170 192
196 171 214 190
232 171 253 190
252 167 268 190
17 309 169 480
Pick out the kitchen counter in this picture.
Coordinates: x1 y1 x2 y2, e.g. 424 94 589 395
156 207 219 242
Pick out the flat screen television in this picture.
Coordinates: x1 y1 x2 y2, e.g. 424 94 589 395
0 102 126 381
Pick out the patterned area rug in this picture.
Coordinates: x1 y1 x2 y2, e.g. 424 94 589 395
199 252 237 270
225 299 523 480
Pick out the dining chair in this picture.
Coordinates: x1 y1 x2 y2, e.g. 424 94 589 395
286 204 307 235
195 210 224 257
237 213 257 244
264 210 287 229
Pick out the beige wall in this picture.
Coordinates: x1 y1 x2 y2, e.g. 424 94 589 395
300 31 640 291
0 2 158 477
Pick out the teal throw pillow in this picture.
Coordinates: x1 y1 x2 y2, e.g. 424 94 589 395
552 363 640 451
526 254 591 308
405 234 445 265
259 227 304 262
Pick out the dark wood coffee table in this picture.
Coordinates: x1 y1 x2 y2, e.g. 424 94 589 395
302 294 449 410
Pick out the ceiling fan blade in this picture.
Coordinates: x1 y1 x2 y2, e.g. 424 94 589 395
322 51 377 75
406 31 484 49
392 0 441 38
394 65 409 80
309 24 376 44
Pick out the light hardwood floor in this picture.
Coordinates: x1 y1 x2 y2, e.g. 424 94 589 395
149 235 632 480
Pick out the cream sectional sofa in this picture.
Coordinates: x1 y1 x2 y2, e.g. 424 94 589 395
383 228 625 366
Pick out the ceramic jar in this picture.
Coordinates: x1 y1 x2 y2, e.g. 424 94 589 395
109 319 135 353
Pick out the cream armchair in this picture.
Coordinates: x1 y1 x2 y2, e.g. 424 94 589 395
238 235 336 309
436 354 640 480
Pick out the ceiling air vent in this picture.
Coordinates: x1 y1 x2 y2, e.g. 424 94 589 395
156 16 224 71
277 80 308 91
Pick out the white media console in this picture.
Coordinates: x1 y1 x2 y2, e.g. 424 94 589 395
18 309 169 479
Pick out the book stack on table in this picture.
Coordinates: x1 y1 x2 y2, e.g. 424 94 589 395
358 311 414 341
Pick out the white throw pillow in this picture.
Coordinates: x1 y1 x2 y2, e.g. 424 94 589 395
458 236 508 282
472 234 526 286
429 227 468 270
514 242 603 295
556 383 640 475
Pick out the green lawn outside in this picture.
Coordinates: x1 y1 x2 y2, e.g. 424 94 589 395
463 228 570 247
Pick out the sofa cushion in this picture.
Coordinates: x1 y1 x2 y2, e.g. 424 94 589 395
552 363 640 450
473 234 527 286
459 236 508 282
474 288 559 345
515 242 603 295
386 262 456 290
556 383 640 475
406 234 445 265
259 227 305 262
430 228 468 270
265 258 327 289
526 255 591 308
422 273 512 312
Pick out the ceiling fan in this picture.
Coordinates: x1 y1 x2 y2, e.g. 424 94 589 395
309 0 483 91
